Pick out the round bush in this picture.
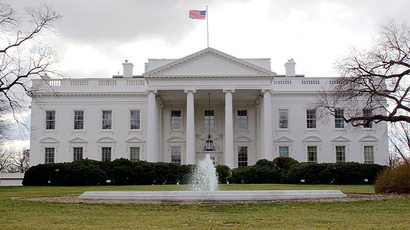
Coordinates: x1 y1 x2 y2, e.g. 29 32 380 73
374 163 410 194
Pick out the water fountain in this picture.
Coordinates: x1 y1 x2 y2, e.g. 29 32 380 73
190 154 218 191
79 155 347 201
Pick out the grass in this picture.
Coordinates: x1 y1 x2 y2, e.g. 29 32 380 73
0 184 408 229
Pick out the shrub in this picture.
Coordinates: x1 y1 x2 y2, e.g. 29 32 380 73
374 163 410 194
273 157 298 170
255 159 276 168
64 159 106 185
215 165 231 184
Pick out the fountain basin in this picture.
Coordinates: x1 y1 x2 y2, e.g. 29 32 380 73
79 190 346 201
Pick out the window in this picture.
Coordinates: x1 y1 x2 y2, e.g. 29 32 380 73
102 110 112 129
238 146 248 168
130 110 141 129
335 109 344 129
73 147 83 161
74 110 84 130
102 147 111 161
45 147 55 163
204 110 214 130
46 111 55 130
364 146 374 164
306 109 316 129
278 109 289 129
171 146 181 164
279 146 289 157
130 147 140 162
237 110 248 129
307 146 317 162
171 110 182 130
363 109 373 128
336 146 345 163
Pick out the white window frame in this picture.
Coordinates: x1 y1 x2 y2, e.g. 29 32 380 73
101 147 112 161
73 110 84 130
130 109 141 130
278 109 289 129
306 109 317 129
45 147 55 163
102 110 113 130
170 146 182 164
45 110 56 130
237 110 248 130
335 146 346 163
238 146 248 168
171 110 183 130
335 109 345 129
364 146 374 164
130 146 140 162
73 147 83 161
204 110 215 130
307 146 317 163
279 146 289 157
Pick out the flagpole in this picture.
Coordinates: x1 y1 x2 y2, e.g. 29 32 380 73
206 5 209 47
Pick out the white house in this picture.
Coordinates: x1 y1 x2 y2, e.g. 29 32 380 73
29 47 388 167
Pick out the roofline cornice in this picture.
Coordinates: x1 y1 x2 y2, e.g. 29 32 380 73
28 92 148 97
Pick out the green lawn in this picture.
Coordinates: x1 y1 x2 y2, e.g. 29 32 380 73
1 184 408 229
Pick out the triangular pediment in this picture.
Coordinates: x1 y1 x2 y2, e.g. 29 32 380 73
331 136 350 143
68 137 88 143
125 137 145 143
274 136 294 143
144 47 275 78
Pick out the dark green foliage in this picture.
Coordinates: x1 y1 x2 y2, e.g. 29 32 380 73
375 163 410 194
273 157 299 170
228 162 281 184
215 165 230 184
255 159 276 168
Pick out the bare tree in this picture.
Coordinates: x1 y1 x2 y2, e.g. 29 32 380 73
0 3 60 118
389 121 410 164
9 148 29 173
318 20 410 127
0 148 12 172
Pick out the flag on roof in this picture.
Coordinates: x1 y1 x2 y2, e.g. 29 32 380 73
189 10 206 20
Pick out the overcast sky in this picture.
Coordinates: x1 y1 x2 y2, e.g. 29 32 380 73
4 0 410 150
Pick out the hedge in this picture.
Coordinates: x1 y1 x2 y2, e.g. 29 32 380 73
23 157 385 186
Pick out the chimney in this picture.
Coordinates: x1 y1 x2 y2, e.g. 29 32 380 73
285 59 296 77
122 60 134 78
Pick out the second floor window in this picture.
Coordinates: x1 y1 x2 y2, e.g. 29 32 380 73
237 110 248 129
74 110 84 130
205 110 214 129
335 109 344 129
306 109 316 129
278 109 289 129
102 110 112 129
363 109 373 128
130 110 141 129
46 111 55 130
171 110 182 130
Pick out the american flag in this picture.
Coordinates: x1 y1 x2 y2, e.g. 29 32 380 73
189 10 206 20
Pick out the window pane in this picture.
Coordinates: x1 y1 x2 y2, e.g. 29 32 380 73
171 110 182 130
102 110 112 129
335 109 344 128
73 147 83 161
279 146 289 157
363 109 373 128
336 146 345 162
171 146 181 164
74 110 84 130
46 111 55 130
130 147 140 162
204 110 214 129
364 146 374 164
102 147 111 161
278 109 288 129
130 110 141 129
238 146 248 168
306 109 316 129
237 110 248 129
307 146 317 162
45 147 55 163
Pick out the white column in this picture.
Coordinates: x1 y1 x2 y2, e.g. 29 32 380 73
262 89 273 160
146 89 158 162
185 89 196 165
223 89 235 168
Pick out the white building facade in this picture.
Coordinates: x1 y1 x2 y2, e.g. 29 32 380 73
29 48 388 167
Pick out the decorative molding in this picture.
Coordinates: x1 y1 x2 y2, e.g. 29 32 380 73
360 135 379 142
261 89 274 94
30 92 147 97
146 89 158 94
68 137 88 143
184 89 197 94
96 137 116 143
40 137 59 143
223 89 235 94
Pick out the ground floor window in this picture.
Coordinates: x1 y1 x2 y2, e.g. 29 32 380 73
307 146 317 162
171 146 181 164
364 146 374 164
336 146 345 162
279 146 289 157
73 147 83 161
130 147 140 162
238 146 248 168
102 147 111 161
45 147 55 163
